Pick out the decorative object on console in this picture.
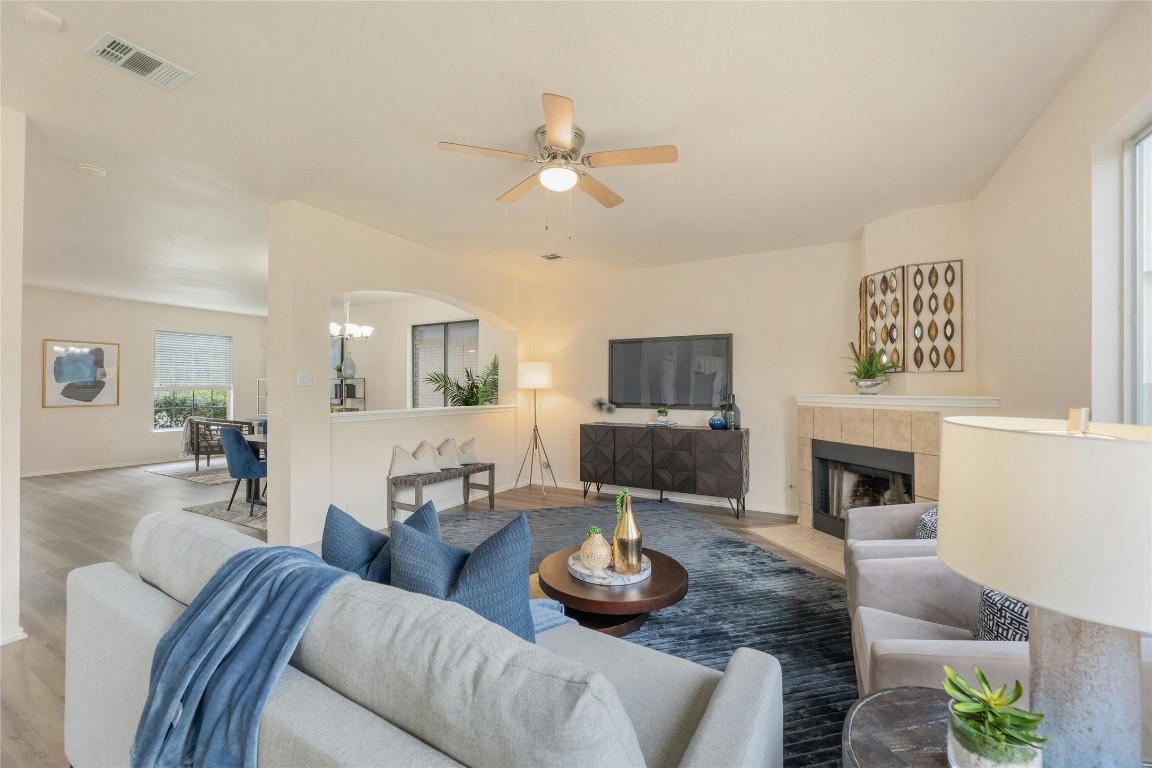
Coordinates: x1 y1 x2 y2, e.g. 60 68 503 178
943 666 1045 768
579 526 612 570
389 443 441 476
937 411 1151 766
591 395 616 421
847 342 899 395
425 355 500 406
709 410 726 429
42 338 120 407
656 406 670 424
907 260 963 372
723 393 741 429
859 266 905 370
330 293 374 342
613 490 643 576
515 362 558 496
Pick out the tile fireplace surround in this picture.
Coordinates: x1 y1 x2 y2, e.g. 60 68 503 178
795 395 999 529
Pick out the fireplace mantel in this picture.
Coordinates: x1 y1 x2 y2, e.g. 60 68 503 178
795 394 1000 409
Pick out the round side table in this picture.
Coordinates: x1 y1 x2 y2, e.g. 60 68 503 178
842 686 951 767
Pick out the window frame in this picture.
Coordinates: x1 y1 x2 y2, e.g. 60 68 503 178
152 330 235 431
411 320 480 408
1126 122 1152 425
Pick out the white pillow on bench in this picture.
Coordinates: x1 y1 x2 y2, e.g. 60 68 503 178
390 443 440 476
458 437 479 464
424 439 463 470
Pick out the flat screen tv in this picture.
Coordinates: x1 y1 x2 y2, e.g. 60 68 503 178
609 334 732 410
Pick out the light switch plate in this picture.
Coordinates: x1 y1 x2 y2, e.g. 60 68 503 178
296 372 313 387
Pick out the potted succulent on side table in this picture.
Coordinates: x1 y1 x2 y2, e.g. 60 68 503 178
943 665 1046 768
848 342 899 395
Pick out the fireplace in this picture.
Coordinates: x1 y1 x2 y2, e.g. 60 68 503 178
811 440 915 539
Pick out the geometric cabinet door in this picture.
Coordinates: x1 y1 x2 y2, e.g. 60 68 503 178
579 423 615 485
694 429 750 499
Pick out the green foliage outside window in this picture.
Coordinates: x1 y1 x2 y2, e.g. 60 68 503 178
154 389 230 429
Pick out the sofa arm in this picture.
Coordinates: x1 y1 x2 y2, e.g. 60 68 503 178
854 556 982 630
869 639 1030 702
678 647 783 768
845 502 936 542
846 539 938 617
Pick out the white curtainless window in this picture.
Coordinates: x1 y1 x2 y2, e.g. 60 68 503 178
1130 125 1152 425
153 330 234 429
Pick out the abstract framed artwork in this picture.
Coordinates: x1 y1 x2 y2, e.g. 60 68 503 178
42 339 120 407
906 260 963 372
859 265 906 370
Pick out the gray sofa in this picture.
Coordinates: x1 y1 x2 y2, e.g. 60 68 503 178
65 512 784 767
850 553 1152 759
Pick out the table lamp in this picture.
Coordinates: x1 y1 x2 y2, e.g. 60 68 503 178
516 362 557 496
937 412 1151 766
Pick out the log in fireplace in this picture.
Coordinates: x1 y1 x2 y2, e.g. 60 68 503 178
811 439 914 539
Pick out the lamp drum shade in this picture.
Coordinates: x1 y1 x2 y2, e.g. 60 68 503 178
936 416 1152 634
517 362 553 389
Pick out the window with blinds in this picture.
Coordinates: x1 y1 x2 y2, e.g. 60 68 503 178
413 320 479 407
153 330 234 429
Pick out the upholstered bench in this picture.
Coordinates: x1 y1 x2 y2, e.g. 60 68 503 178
386 463 495 523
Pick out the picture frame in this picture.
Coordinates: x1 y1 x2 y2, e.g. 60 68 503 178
42 339 120 408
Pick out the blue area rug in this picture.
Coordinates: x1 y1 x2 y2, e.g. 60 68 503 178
438 499 857 767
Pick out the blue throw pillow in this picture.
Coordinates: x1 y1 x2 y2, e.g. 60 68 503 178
972 587 1029 641
914 507 939 539
390 512 535 642
320 502 440 584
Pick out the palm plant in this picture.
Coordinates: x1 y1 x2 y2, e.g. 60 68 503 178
943 666 1047 753
425 355 499 406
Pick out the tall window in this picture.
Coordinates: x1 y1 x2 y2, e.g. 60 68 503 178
1132 126 1152 425
154 331 233 429
412 320 478 407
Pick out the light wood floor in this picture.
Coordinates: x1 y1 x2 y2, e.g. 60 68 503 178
1 464 838 767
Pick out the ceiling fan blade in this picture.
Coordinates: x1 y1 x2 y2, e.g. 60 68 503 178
583 145 679 168
496 174 539 204
577 172 623 208
542 93 574 150
438 142 537 163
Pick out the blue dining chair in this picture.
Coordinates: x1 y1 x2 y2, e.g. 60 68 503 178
220 427 267 516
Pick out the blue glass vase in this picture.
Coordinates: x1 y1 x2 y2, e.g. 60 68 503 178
709 410 727 430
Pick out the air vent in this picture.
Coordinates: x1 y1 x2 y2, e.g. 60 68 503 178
85 33 193 91
539 253 567 261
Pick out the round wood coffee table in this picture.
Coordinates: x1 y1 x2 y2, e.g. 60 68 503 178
536 546 689 637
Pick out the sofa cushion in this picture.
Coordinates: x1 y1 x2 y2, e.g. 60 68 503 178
973 587 1030 641
914 506 939 539
852 606 974 696
321 502 439 584
296 578 646 768
538 623 721 767
391 512 534 642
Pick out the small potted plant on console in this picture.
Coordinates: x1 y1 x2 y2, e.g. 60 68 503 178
656 406 670 424
943 665 1046 768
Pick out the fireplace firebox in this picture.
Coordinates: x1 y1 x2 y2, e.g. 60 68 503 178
811 439 914 539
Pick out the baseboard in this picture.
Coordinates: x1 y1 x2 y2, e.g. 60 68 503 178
21 456 187 477
1 627 28 645
553 481 797 518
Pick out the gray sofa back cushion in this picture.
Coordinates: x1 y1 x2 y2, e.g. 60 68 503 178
131 512 645 767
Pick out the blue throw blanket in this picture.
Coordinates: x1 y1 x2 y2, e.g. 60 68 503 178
131 547 350 768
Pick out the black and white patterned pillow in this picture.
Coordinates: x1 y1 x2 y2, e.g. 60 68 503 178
914 507 939 539
972 588 1030 641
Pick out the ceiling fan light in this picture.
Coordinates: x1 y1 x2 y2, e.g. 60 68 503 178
538 165 579 192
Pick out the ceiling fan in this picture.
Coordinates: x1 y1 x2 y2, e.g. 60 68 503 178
438 93 678 209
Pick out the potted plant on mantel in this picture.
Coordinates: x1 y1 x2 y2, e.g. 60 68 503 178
943 665 1046 768
847 342 899 395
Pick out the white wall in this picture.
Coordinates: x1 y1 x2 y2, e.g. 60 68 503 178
1 106 27 645
20 288 267 475
331 295 503 411
267 201 532 546
528 240 861 516
974 2 1152 418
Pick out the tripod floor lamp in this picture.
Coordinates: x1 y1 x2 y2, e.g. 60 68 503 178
516 362 557 496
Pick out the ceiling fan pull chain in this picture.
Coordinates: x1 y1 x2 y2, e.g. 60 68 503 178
544 189 550 231
568 189 573 240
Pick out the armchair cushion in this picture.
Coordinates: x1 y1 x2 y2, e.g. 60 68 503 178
845 501 938 542
914 507 939 539
853 555 982 631
852 606 975 694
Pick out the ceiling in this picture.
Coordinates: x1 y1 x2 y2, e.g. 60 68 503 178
1 1 1123 316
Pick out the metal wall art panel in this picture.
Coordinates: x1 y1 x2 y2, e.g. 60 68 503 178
906 260 963 372
859 266 906 370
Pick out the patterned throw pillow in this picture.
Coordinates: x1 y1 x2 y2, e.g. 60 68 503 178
391 512 535 642
972 588 1030 641
321 502 440 584
914 507 939 539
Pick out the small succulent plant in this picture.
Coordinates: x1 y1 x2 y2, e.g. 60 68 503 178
585 525 602 540
656 406 670 417
944 666 1047 752
591 396 617 415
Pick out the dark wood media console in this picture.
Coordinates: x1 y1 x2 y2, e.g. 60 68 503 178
579 423 750 518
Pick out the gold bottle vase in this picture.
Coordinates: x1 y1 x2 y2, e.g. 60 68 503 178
612 496 643 576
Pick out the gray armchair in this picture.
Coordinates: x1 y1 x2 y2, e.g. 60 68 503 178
844 502 938 613
850 553 1152 759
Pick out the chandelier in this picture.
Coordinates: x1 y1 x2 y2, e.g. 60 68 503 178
329 294 373 342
